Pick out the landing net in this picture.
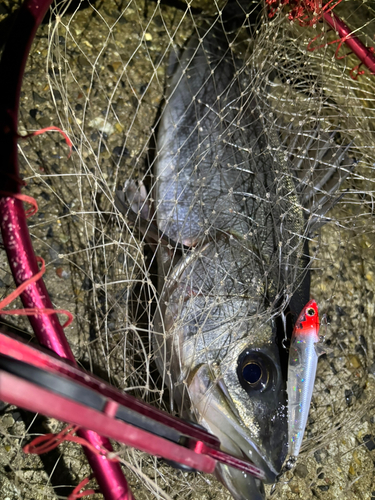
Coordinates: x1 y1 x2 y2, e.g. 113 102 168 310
1 0 375 499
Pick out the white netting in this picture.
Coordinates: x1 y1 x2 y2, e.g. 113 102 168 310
1 0 375 499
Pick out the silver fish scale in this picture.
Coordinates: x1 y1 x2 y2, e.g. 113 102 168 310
155 25 305 311
152 12 307 498
164 238 265 378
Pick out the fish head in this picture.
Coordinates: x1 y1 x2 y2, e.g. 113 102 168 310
158 238 288 498
188 322 288 500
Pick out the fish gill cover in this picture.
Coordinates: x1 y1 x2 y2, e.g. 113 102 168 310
1 0 375 499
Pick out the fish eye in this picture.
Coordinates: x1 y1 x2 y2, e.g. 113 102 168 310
242 362 262 384
306 307 315 317
237 351 274 393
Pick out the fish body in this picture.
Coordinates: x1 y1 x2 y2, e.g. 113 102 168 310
287 299 320 459
114 3 351 496
153 4 309 499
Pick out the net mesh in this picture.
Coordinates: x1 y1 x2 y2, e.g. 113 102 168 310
1 0 375 498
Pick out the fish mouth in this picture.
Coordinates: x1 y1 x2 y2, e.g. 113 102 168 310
206 414 275 500
188 364 287 500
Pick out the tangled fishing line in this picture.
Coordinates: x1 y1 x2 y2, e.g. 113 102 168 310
1 0 375 499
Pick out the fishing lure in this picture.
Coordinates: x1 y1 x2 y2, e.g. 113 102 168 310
287 299 320 460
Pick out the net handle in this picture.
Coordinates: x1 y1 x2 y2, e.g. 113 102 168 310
0 2 133 499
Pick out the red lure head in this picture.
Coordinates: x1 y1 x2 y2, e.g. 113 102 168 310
294 299 319 336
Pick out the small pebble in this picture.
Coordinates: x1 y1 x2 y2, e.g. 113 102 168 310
153 14 163 26
2 415 14 427
289 483 300 494
89 117 115 136
318 485 329 491
52 89 62 101
29 108 38 119
38 116 51 128
78 55 91 67
363 434 375 451
40 191 50 201
294 463 308 478
108 61 122 72
82 275 93 291
56 267 70 279
98 131 108 141
347 355 362 370
11 411 21 422
112 145 129 158
32 91 47 103
335 305 346 316
314 449 327 464
345 389 353 406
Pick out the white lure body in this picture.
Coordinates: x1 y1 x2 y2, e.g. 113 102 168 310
287 300 320 459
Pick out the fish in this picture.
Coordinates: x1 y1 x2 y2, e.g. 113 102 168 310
116 2 352 499
151 4 306 499
287 299 321 462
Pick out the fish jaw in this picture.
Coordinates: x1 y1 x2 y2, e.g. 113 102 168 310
188 344 287 499
216 464 266 500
